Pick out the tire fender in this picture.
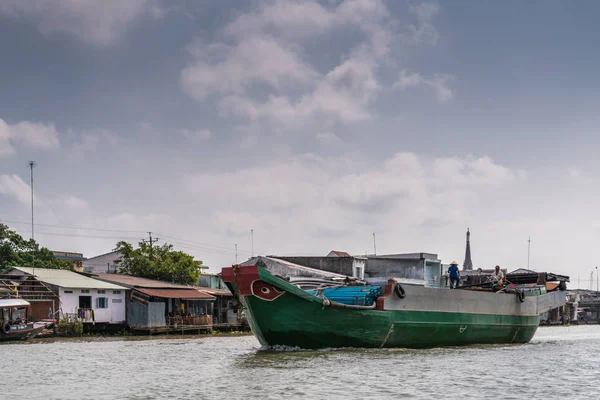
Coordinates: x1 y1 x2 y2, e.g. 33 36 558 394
394 284 406 299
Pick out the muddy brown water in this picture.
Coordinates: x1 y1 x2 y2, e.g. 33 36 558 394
2 326 599 399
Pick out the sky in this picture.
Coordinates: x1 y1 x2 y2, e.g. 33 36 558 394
0 0 599 287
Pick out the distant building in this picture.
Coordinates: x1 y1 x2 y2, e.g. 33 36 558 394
82 250 122 274
327 250 351 257
198 272 228 290
266 252 443 286
52 251 87 272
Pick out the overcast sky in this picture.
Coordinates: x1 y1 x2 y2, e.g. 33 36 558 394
1 1 599 286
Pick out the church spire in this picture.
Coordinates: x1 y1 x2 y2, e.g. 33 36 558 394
463 228 473 271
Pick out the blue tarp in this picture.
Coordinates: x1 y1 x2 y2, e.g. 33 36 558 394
307 286 383 306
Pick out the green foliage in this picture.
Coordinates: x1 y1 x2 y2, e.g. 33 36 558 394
114 240 201 285
57 316 83 337
0 224 74 272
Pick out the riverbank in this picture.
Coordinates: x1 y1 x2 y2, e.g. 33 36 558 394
2 330 253 345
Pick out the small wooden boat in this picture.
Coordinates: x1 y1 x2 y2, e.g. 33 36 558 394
0 298 47 342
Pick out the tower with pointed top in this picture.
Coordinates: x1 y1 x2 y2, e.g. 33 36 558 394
463 228 473 271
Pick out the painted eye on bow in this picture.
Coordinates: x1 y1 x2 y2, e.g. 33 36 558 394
252 281 284 301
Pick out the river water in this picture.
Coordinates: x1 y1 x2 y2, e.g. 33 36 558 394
2 326 599 399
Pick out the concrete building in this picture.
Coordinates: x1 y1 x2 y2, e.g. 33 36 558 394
243 256 350 279
2 267 128 325
52 251 87 272
271 252 442 286
82 250 122 274
266 255 366 280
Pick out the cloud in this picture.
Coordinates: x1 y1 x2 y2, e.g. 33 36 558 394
181 129 212 141
566 166 593 185
57 194 90 210
181 35 318 101
394 70 454 101
0 118 60 157
183 152 518 236
406 3 440 45
316 132 344 147
0 174 33 205
0 0 153 46
181 0 434 128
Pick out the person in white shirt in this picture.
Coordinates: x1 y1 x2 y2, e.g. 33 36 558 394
492 265 505 284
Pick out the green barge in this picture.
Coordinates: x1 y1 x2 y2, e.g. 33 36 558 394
221 264 568 349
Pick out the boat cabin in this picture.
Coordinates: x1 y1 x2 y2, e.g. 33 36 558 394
0 298 41 341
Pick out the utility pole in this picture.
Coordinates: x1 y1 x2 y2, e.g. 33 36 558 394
527 236 531 270
235 244 238 264
143 232 159 258
251 229 254 258
29 161 36 274
596 267 598 298
373 232 377 256
29 161 35 240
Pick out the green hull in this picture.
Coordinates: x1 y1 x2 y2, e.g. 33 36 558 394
243 293 539 349
223 266 541 349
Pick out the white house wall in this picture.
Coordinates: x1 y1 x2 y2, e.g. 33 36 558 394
58 287 127 323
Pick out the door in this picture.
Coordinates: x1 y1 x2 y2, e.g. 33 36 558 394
79 296 92 309
424 261 442 287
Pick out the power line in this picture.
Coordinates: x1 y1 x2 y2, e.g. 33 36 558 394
155 232 254 254
4 220 259 257
0 219 147 234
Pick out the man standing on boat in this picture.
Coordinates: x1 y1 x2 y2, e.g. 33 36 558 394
492 265 505 285
448 261 460 289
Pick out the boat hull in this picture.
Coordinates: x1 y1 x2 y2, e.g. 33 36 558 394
223 266 559 349
0 324 45 342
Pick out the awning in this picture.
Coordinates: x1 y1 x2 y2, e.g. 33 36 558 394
0 298 30 308
136 288 215 300
195 287 233 297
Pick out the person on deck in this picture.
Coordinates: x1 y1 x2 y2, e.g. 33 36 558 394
492 265 505 285
448 261 460 289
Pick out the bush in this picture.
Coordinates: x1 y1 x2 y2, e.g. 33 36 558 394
57 317 83 337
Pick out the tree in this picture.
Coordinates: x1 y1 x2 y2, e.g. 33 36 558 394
114 240 201 285
0 224 74 271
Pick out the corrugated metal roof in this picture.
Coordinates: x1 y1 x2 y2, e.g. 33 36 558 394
195 287 233 296
13 267 127 290
136 288 215 300
94 274 193 289
0 298 30 307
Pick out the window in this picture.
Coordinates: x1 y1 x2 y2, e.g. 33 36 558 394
96 297 108 309
97 290 106 294
113 290 121 295
112 299 122 304
81 290 90 294
64 290 73 294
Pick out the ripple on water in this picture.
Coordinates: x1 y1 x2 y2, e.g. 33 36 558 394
1 326 600 399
